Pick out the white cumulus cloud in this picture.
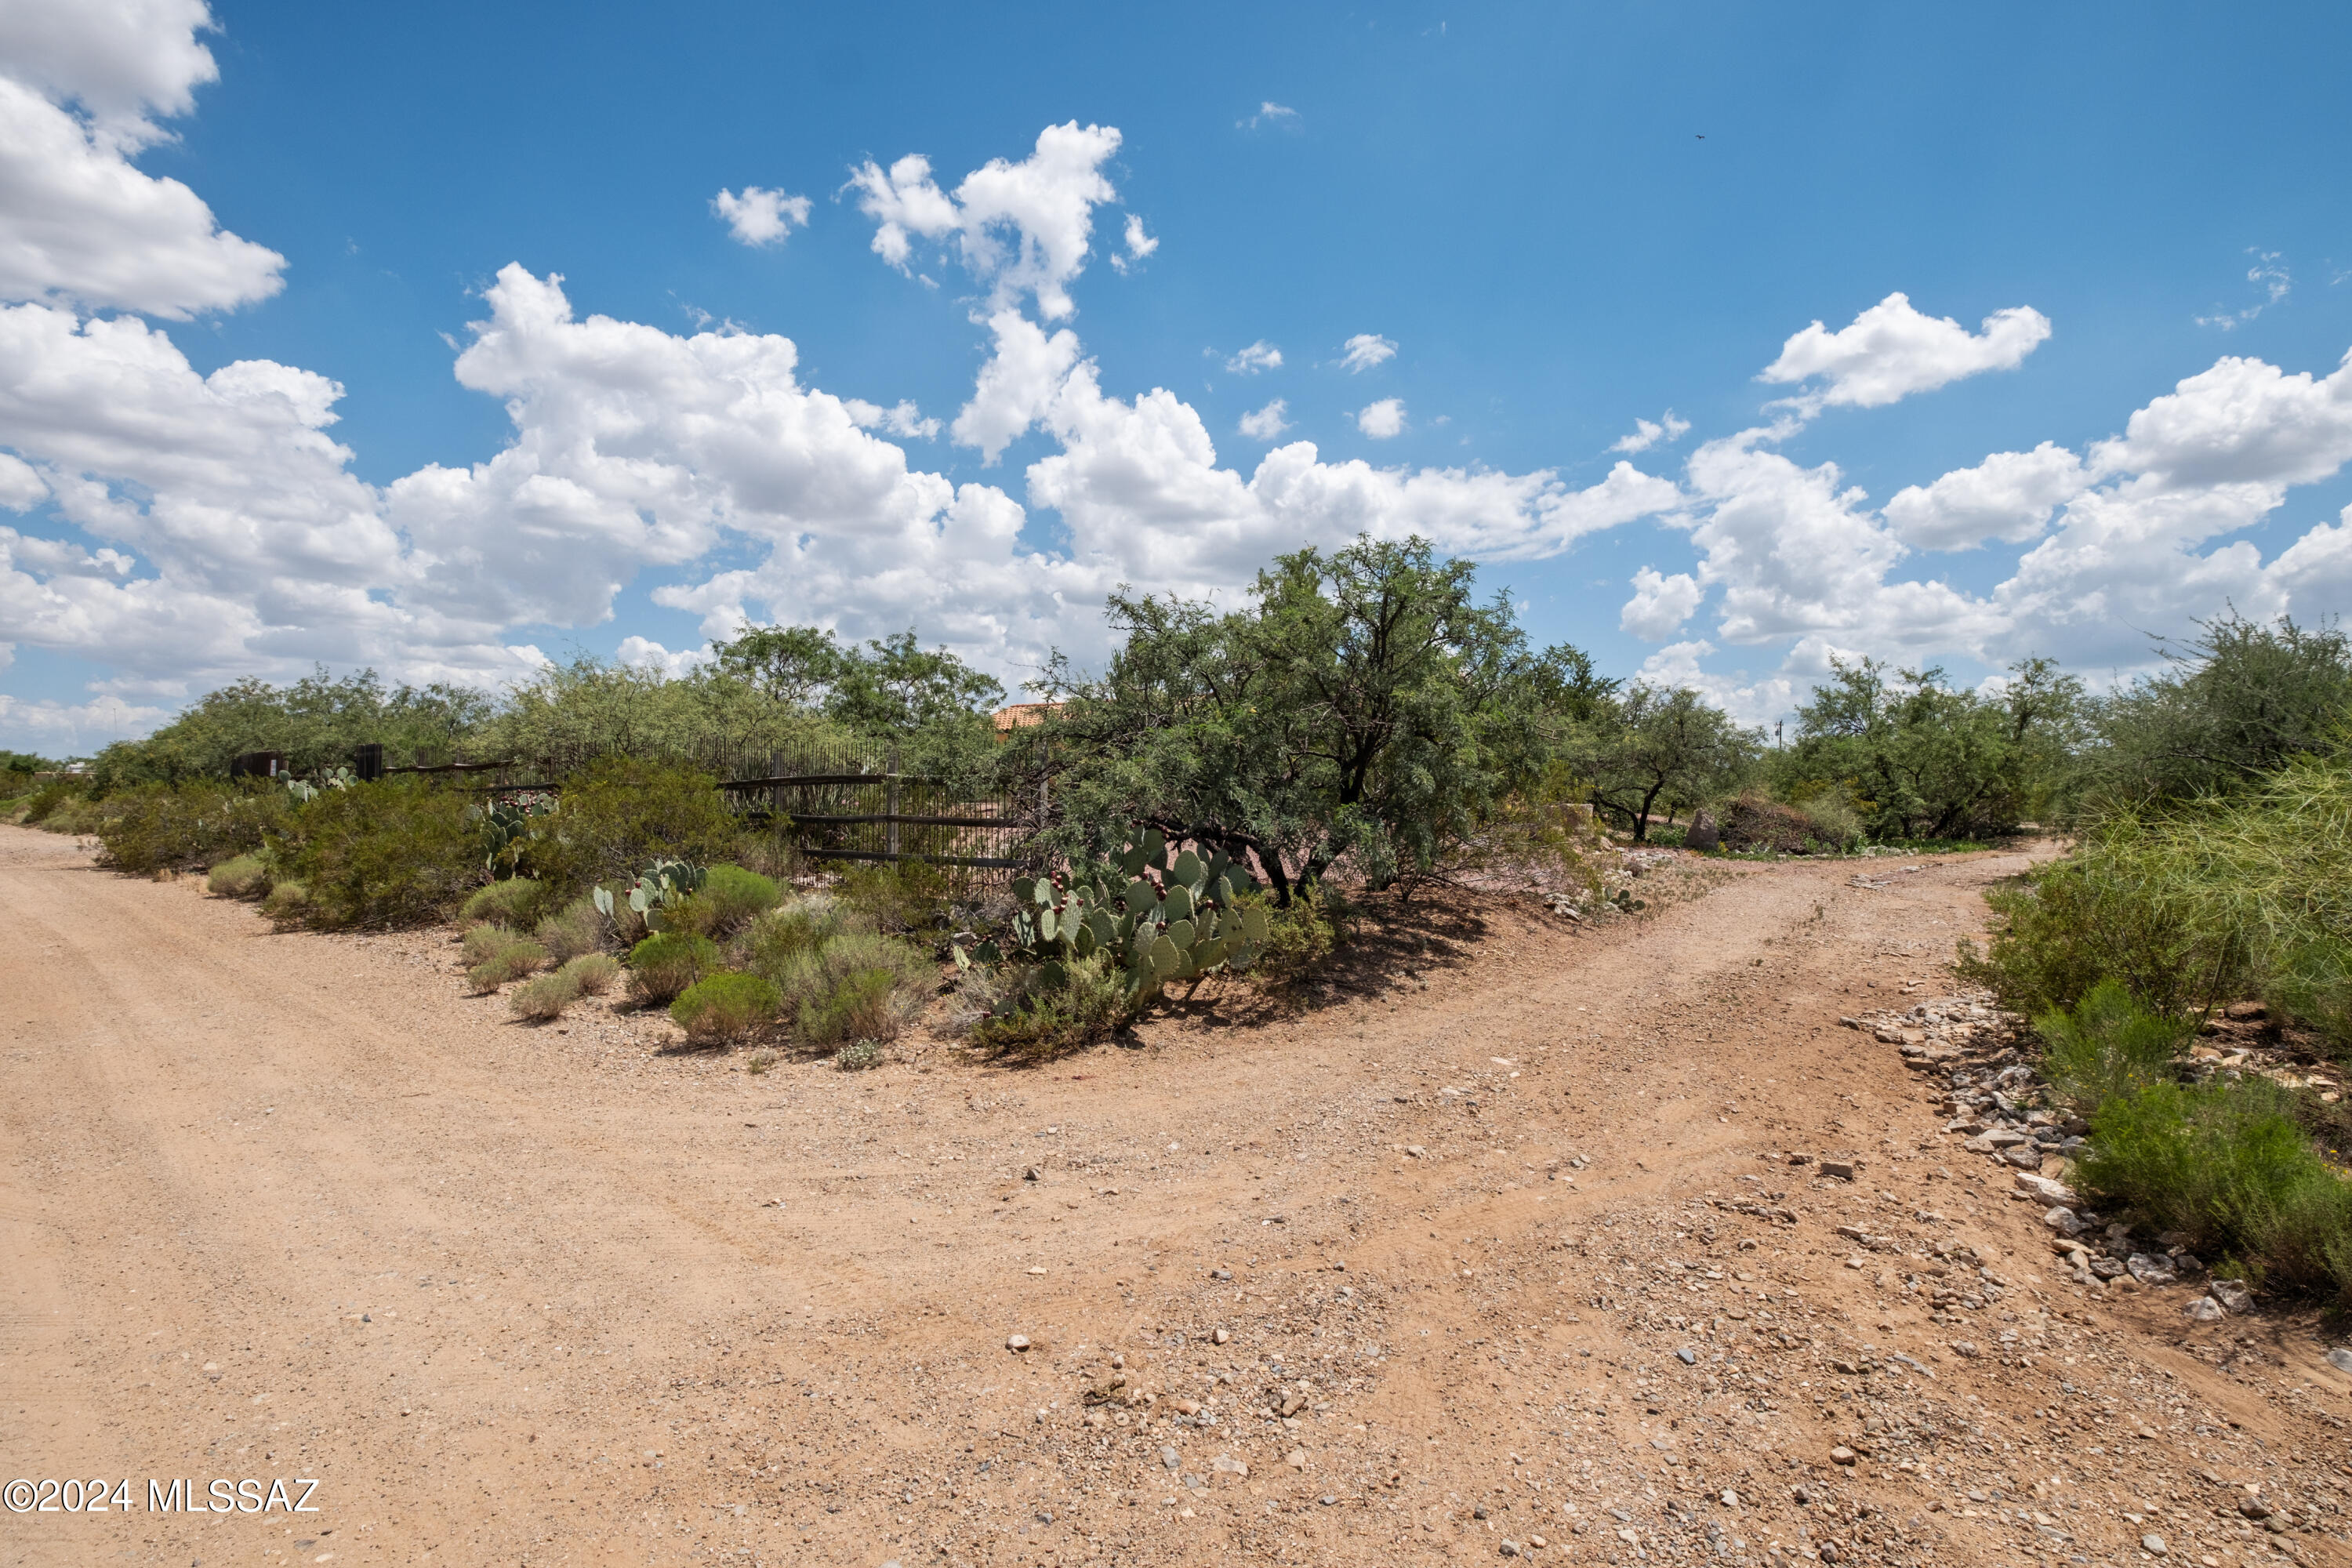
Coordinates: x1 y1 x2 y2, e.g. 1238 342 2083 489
1237 398 1290 440
1224 340 1282 375
711 185 811 247
1611 411 1691 454
844 398 941 441
1341 333 1396 373
847 122 1121 321
1240 102 1300 130
1883 441 2088 550
0 0 284 318
1356 398 1405 439
1760 292 2051 411
1620 566 1703 639
1109 213 1157 275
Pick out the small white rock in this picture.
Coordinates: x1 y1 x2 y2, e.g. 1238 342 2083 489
1006 1334 1031 1352
2141 1531 2167 1555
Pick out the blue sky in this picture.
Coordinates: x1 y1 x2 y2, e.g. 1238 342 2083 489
4 0 2351 753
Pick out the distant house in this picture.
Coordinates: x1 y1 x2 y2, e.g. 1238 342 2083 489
992 701 1064 738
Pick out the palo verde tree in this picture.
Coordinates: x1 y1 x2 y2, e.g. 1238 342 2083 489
1570 684 1762 841
1016 535 1595 903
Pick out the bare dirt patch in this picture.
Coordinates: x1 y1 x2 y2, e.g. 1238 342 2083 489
4 826 2348 1566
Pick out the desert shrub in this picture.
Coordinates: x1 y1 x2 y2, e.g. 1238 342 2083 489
833 859 948 933
535 757 741 892
459 877 558 931
836 1040 884 1071
964 951 1134 1058
705 863 783 927
559 952 621 996
466 932 546 993
627 932 720 1004
205 851 273 898
754 929 932 1022
2035 980 2196 1116
260 880 312 923
734 893 846 973
1716 793 1814 853
272 777 480 929
1239 885 1350 988
94 780 289 873
1798 795 1865 851
22 781 83 825
796 967 905 1049
509 967 582 1021
1955 846 2238 1021
671 972 782 1043
535 897 608 963
2078 1077 2352 1298
38 793 103 834
462 923 524 965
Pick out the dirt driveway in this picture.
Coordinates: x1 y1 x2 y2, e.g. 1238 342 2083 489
3 824 2348 1567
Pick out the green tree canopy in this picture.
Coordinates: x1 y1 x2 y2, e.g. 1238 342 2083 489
2092 613 2352 804
1570 684 1762 841
1016 535 1594 902
711 625 1004 732
1774 655 2085 840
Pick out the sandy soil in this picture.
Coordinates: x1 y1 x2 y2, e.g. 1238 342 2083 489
3 823 2350 1568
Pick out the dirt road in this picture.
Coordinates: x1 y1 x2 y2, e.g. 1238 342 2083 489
4 824 2349 1567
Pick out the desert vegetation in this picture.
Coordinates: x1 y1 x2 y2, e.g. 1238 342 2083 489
15 541 2352 1276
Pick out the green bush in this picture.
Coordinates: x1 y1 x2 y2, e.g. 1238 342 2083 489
272 777 481 929
509 967 582 1020
559 952 621 996
1798 795 1865 851
2034 980 2196 1116
833 859 947 933
2078 1077 2352 1298
1956 848 2238 1022
536 757 742 892
734 894 845 972
38 793 103 834
672 972 783 1043
627 931 720 1004
93 781 290 874
22 781 83 825
965 950 1133 1058
753 929 932 1025
796 967 904 1048
1243 886 1350 987
699 864 783 931
260 879 312 924
459 877 557 931
205 851 273 898
535 897 608 963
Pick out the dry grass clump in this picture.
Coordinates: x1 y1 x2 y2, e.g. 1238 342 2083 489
206 852 272 898
463 926 547 993
504 951 622 1022
534 897 608 963
561 952 621 995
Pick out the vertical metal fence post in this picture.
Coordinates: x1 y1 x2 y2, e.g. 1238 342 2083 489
886 743 902 859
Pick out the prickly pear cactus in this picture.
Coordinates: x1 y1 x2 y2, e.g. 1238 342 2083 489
955 829 1270 1010
593 858 706 925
